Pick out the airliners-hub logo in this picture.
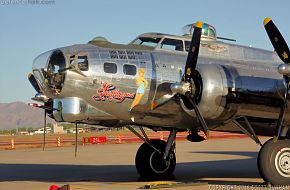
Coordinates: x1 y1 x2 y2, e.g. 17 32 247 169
0 0 56 5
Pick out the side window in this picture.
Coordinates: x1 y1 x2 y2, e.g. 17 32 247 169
160 38 184 51
104 62 117 74
123 64 137 76
78 56 89 71
70 55 89 71
185 41 191 52
70 55 75 64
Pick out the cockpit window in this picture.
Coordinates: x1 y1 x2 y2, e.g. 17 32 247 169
185 41 191 52
160 38 184 51
132 37 161 47
208 28 215 38
202 27 209 36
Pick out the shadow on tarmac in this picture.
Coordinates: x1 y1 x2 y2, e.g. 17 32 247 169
0 151 262 185
175 151 261 185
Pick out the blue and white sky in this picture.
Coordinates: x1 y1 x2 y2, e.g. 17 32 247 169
1 0 290 103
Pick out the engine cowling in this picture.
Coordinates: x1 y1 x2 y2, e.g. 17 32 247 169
181 63 285 121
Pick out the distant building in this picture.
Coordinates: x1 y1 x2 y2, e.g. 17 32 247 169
53 123 66 134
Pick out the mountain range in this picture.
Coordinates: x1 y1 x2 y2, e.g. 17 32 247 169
0 102 54 130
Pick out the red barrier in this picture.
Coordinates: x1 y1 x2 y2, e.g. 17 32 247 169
160 132 164 140
88 137 107 144
0 132 249 150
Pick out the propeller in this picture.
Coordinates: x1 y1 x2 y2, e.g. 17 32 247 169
183 22 203 82
28 73 41 93
264 18 290 63
264 17 290 141
150 83 177 110
151 22 209 137
182 21 209 137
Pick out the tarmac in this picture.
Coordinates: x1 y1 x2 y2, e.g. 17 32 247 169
0 136 287 190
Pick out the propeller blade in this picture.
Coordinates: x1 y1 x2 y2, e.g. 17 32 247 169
43 110 46 151
184 21 203 81
150 83 177 110
264 18 290 64
188 98 209 137
274 81 289 142
151 93 176 110
264 18 290 141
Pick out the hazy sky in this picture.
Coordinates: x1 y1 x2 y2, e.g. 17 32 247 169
1 0 290 103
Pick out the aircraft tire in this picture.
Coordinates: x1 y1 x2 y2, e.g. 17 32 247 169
257 148 267 182
257 138 290 185
135 139 176 179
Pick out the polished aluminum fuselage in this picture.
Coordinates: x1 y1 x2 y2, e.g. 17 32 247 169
32 34 288 136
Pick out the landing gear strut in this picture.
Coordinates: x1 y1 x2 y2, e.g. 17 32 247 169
127 126 177 179
234 117 290 185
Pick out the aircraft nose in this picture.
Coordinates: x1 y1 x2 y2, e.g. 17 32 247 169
31 49 67 97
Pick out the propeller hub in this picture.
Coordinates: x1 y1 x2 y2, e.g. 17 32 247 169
278 64 290 76
171 82 194 96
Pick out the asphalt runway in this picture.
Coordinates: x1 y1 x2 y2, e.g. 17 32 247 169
0 137 280 190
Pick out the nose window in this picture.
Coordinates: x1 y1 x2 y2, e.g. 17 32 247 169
48 50 66 73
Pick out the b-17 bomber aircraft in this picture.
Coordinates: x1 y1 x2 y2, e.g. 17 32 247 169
28 18 290 185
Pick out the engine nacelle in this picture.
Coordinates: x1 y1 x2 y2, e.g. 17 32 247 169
197 64 228 119
182 63 285 121
53 97 88 122
181 64 227 120
52 97 114 123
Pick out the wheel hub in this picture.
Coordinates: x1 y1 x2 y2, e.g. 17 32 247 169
149 151 170 174
275 148 290 177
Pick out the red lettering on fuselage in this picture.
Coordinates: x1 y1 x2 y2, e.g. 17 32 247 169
92 82 135 103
